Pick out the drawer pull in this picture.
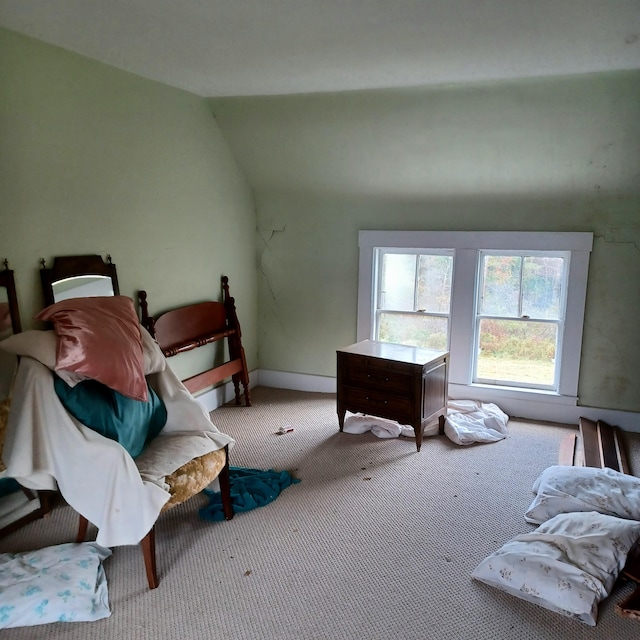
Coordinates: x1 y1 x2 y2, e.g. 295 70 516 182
366 374 390 382
364 396 388 405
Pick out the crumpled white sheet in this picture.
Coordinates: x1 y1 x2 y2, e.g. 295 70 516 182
344 414 406 438
3 357 235 547
444 399 509 445
343 415 439 439
343 399 508 446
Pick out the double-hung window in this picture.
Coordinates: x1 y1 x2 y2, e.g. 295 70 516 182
358 231 592 409
375 250 454 351
474 252 567 390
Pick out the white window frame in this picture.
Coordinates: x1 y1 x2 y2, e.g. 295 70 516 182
473 249 569 391
358 231 593 408
374 248 455 349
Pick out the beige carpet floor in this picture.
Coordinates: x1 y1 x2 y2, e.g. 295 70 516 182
1 386 639 640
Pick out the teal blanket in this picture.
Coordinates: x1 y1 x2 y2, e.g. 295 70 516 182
200 466 300 522
0 477 20 498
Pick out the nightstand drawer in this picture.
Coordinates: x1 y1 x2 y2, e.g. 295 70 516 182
342 353 413 375
343 386 413 420
345 365 412 394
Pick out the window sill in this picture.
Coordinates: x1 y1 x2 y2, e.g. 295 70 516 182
448 382 578 407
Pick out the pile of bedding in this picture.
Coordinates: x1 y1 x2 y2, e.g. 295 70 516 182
0 542 111 629
472 465 640 626
0 299 234 547
343 399 509 445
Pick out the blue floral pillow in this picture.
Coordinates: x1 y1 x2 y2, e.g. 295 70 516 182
0 542 111 628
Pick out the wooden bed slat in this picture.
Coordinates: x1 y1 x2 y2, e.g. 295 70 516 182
597 420 620 471
558 433 577 466
615 430 631 475
574 434 585 467
579 417 602 468
152 301 229 356
617 587 640 621
569 417 630 474
183 359 244 394
620 545 640 619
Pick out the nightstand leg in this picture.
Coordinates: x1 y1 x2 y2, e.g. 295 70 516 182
414 422 423 452
337 404 346 431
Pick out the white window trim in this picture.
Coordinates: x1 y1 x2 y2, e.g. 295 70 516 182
374 248 454 349
473 249 569 391
358 231 593 408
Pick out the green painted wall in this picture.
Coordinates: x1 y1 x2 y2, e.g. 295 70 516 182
0 28 258 380
2 25 637 413
210 72 640 412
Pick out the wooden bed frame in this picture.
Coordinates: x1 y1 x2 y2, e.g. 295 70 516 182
1 261 51 537
40 254 120 306
138 276 251 406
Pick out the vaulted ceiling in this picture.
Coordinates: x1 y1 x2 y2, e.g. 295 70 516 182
1 0 639 97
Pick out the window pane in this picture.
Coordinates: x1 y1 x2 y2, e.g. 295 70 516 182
378 312 448 350
480 255 521 317
476 319 557 386
522 256 564 320
416 254 453 314
379 254 416 311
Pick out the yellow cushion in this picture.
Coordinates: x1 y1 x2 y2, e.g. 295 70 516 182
162 448 226 512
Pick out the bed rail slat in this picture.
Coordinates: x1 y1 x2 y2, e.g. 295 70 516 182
579 417 602 468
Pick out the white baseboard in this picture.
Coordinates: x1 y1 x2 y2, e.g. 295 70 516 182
447 383 640 432
255 369 640 433
190 369 334 412
258 369 337 394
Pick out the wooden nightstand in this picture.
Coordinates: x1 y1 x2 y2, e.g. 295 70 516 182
337 340 449 451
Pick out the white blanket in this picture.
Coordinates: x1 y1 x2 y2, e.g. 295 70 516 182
444 399 508 445
2 357 234 547
343 398 508 446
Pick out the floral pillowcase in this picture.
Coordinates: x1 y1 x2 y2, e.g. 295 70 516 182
0 542 111 629
472 511 640 626
524 465 640 525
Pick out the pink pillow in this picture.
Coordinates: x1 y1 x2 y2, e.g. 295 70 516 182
36 296 147 402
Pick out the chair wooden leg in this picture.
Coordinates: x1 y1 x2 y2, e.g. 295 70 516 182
20 486 36 501
77 515 89 543
220 445 234 521
77 515 159 588
36 490 54 518
141 526 159 589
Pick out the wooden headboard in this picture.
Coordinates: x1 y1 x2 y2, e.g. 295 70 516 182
138 276 250 406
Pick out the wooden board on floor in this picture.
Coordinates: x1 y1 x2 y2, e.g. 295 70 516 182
611 422 631 475
561 417 630 473
579 417 601 467
617 587 640 621
558 433 577 466
598 419 622 471
623 547 640 583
